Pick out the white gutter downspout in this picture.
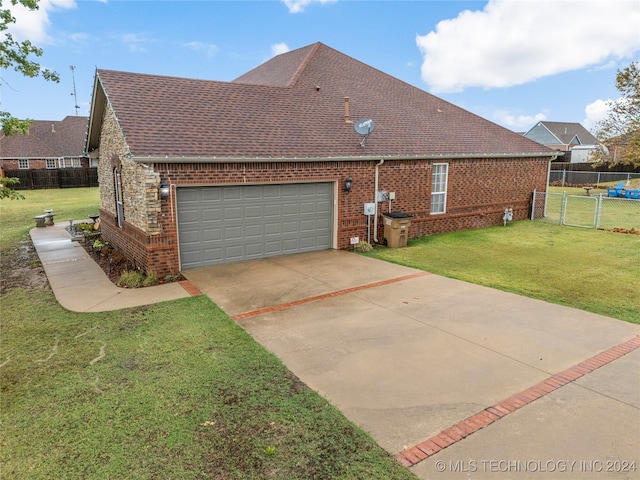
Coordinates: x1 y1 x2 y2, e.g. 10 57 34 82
373 158 384 244
546 154 558 189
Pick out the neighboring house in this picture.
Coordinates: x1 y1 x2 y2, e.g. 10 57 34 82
523 121 599 163
0 116 90 170
86 42 556 278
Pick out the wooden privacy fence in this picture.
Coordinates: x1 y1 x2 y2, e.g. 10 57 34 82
4 168 99 190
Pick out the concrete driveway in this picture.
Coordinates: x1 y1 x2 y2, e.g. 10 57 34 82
182 251 640 479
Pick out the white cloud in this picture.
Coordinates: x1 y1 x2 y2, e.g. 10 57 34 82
6 0 76 44
583 98 612 130
281 0 337 14
416 0 640 93
117 33 153 53
494 110 547 130
185 41 219 59
271 43 290 57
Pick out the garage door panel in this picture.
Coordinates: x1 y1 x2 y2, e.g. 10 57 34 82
223 187 242 200
224 206 243 221
317 200 331 213
180 189 199 202
202 208 222 221
245 224 262 237
264 205 281 217
282 238 299 252
299 219 316 232
224 225 243 240
264 222 281 235
202 228 222 241
282 221 298 233
204 247 223 262
282 203 298 215
300 201 316 214
177 183 332 268
245 205 262 218
263 185 281 198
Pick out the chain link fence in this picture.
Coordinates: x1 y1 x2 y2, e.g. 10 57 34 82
531 190 640 231
550 170 640 187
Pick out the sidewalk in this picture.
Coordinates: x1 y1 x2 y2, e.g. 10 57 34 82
30 223 195 312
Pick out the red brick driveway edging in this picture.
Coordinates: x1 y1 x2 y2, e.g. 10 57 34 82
231 271 429 321
395 335 640 468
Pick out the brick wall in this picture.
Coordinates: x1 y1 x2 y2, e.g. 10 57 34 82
96 126 549 277
1 158 90 170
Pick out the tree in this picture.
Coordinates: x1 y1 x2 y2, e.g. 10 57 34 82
592 62 640 168
1 0 60 135
1 0 59 199
0 176 24 200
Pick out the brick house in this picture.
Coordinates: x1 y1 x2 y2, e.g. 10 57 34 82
0 116 90 171
86 42 556 277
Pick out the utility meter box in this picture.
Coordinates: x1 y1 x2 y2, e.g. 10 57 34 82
382 212 413 248
364 203 376 216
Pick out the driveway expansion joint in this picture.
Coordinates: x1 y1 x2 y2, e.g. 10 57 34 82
396 335 640 468
230 271 429 321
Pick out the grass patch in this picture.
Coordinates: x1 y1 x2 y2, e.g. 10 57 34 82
542 186 640 230
1 292 414 479
364 221 640 324
0 187 99 249
1 189 414 478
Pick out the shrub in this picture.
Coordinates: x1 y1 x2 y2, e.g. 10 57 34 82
117 270 145 288
143 270 158 287
354 241 373 253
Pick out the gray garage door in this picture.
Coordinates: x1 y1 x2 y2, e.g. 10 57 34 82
177 183 333 269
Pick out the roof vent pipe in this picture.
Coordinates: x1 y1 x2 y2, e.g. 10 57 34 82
344 97 353 124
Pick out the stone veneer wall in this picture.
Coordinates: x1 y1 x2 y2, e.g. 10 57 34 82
97 106 175 277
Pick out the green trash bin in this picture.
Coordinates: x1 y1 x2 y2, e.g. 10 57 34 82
383 212 412 247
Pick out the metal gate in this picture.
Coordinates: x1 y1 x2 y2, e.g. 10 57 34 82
562 195 599 228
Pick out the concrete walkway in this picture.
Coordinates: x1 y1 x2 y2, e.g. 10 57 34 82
30 224 193 312
31 226 640 479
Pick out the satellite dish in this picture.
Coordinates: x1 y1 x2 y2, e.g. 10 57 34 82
354 119 375 147
354 118 375 135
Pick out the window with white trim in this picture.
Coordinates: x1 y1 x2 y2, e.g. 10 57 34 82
46 159 56 169
430 163 448 214
59 158 82 168
114 167 124 228
18 159 29 169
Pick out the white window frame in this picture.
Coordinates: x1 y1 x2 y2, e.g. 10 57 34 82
430 163 448 215
59 157 82 168
46 159 57 169
18 159 29 170
114 167 124 228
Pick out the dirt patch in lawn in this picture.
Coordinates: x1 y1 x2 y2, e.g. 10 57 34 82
0 238 49 294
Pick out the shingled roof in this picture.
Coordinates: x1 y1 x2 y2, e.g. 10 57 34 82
528 121 599 146
1 116 88 159
87 42 552 160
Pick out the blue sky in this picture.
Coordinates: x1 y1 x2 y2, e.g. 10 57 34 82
2 0 639 133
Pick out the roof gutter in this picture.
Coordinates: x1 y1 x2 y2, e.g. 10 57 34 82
131 151 560 164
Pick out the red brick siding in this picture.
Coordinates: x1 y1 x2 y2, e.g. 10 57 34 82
1 159 90 169
104 157 549 277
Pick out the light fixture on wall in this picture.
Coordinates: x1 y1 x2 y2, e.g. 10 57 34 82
344 177 353 193
159 181 170 200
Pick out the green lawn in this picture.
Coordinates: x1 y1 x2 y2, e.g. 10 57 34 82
3 188 639 479
0 188 414 480
364 221 640 324
0 187 100 250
